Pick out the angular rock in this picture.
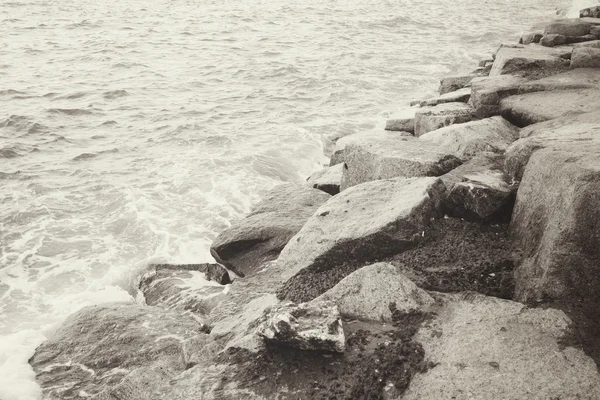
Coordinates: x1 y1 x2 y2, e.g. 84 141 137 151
276 177 446 302
438 70 488 95
540 33 566 47
592 25 600 38
139 264 229 315
314 262 434 321
565 34 597 44
419 116 519 161
257 300 345 353
470 75 528 118
581 6 600 18
511 148 600 303
29 303 204 400
329 130 412 166
210 184 330 277
500 88 600 127
544 19 591 37
306 163 343 195
340 134 462 190
414 102 478 137
399 293 600 400
417 88 471 107
571 46 600 68
520 31 543 45
490 44 570 79
385 107 417 133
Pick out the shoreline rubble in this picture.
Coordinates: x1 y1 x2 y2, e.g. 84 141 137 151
28 7 600 400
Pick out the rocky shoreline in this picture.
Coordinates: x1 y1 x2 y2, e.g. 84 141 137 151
29 7 600 400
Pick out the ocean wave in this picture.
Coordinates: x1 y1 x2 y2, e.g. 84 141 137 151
0 89 25 96
103 90 129 100
0 148 20 158
72 148 119 161
47 108 94 116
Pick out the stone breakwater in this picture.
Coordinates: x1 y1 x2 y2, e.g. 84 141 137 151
28 8 600 400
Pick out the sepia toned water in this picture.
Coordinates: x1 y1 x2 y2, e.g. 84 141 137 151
0 0 590 397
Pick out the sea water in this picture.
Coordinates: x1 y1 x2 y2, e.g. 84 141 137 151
0 0 594 397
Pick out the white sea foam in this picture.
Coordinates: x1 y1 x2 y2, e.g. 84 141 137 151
0 0 576 397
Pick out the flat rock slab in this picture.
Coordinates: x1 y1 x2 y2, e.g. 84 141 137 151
490 44 570 79
29 303 204 400
399 293 600 400
545 18 591 36
439 69 489 94
505 111 600 181
385 107 417 133
314 262 434 322
470 75 528 117
571 46 600 68
276 177 446 302
417 88 471 107
329 130 412 166
306 163 343 195
139 264 229 315
500 88 600 127
210 184 330 277
419 116 519 161
257 300 345 352
340 134 461 190
511 148 600 304
414 102 478 137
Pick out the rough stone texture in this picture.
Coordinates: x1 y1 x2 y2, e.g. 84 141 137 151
257 300 345 353
417 88 471 107
306 164 343 195
276 177 446 302
500 88 600 127
490 44 571 79
414 102 478 137
544 19 591 37
571 46 600 68
581 6 600 18
505 111 600 181
385 117 414 133
469 75 528 118
29 303 205 400
399 293 600 400
139 264 229 315
520 31 543 45
329 130 412 166
210 184 330 277
419 116 519 161
511 148 600 304
566 34 598 44
340 134 461 190
592 25 600 37
540 33 566 47
438 69 488 95
313 262 434 321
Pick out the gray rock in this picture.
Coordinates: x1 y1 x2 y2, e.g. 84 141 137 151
139 264 229 315
470 75 528 118
29 303 204 400
256 300 345 352
385 116 415 133
329 130 412 166
414 102 478 137
544 19 591 37
340 133 462 190
306 163 343 195
276 177 446 302
571 46 600 68
565 34 598 44
417 87 471 107
210 184 330 277
581 6 600 18
540 33 566 47
500 88 600 127
490 44 570 79
438 70 488 95
399 293 600 400
313 262 434 321
520 31 543 45
592 25 600 37
511 148 600 303
419 116 519 161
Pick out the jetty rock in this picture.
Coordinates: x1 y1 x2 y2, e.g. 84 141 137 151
414 102 478 136
340 133 462 190
329 129 412 166
306 163 343 195
571 46 600 68
210 183 330 277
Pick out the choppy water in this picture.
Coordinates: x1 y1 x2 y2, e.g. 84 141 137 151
0 0 593 398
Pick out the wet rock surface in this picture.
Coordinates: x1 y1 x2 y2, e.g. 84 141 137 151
306 163 343 195
414 102 478 136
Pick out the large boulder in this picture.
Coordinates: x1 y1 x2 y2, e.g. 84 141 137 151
438 69 489 94
29 303 205 400
500 88 600 127
414 102 478 137
276 177 446 302
544 18 591 37
306 163 343 195
314 262 434 322
339 134 461 190
416 88 471 107
571 46 600 68
399 293 600 400
520 31 543 45
469 75 528 118
419 116 519 161
257 300 345 353
385 107 417 133
489 44 570 79
329 130 412 166
139 264 229 315
210 184 331 277
511 148 600 303
540 33 566 47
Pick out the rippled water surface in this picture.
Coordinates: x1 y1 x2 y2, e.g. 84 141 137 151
0 0 588 397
